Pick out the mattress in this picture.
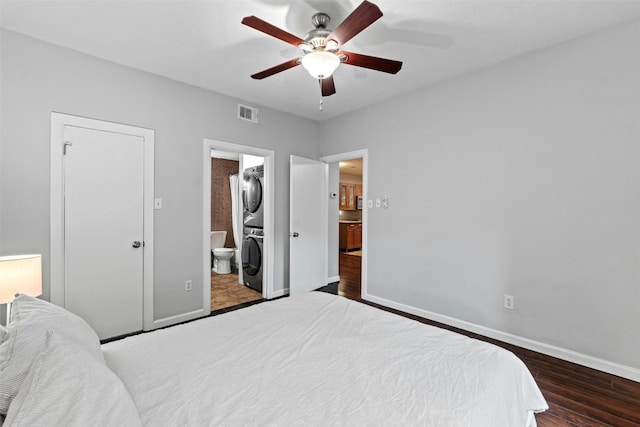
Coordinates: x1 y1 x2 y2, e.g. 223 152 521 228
102 292 547 426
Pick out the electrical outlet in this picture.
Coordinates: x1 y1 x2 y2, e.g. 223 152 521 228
185 280 193 292
503 294 515 310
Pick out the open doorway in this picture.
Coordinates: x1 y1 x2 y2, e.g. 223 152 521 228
203 139 275 314
209 151 262 311
337 159 363 300
321 150 368 301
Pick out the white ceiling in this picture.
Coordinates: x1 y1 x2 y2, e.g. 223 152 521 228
2 0 639 121
340 158 363 176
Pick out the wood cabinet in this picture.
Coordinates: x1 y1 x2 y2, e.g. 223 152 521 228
339 222 362 251
339 182 361 210
355 184 362 197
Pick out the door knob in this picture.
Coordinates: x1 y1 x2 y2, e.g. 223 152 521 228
132 241 142 248
290 232 299 238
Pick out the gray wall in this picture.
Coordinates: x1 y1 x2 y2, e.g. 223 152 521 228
319 19 640 370
0 30 319 320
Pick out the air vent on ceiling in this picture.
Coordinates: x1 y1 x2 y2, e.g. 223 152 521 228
238 104 259 123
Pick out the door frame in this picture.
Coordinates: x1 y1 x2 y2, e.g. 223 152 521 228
320 149 368 298
50 112 155 331
202 139 275 302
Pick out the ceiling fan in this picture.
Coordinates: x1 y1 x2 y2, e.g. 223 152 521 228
241 0 402 97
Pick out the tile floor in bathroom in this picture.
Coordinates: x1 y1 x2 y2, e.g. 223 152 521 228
210 271 263 312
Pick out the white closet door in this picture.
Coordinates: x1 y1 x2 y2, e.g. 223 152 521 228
64 125 144 339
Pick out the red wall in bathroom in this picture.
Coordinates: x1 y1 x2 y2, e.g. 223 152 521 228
211 158 239 248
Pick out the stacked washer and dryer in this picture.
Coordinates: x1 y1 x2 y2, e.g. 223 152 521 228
242 165 264 292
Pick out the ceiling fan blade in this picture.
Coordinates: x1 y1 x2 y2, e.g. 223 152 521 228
340 51 402 74
251 58 301 80
325 1 383 48
321 76 336 96
242 16 306 48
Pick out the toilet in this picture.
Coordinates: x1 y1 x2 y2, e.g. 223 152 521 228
210 231 234 274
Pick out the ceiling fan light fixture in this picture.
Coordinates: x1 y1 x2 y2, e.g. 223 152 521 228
298 42 314 53
301 51 340 79
325 39 339 51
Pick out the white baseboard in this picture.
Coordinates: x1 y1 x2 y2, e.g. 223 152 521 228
327 276 340 284
149 307 209 331
268 288 288 299
364 292 640 382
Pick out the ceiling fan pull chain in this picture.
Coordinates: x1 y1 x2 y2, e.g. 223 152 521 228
318 79 324 111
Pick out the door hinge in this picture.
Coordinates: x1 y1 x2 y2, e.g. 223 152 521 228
63 141 73 155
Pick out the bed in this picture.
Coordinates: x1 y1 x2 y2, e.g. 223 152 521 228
0 292 547 426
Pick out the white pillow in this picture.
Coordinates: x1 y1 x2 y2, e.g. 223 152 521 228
8 294 103 361
4 332 141 427
0 295 104 414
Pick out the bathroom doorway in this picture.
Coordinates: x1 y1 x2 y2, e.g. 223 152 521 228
203 140 275 314
210 151 262 311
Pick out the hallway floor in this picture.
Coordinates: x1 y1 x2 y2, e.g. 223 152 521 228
339 251 362 300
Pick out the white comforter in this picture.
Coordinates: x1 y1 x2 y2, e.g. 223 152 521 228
102 292 547 426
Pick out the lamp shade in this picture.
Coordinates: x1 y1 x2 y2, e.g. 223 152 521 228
301 51 340 79
0 254 42 304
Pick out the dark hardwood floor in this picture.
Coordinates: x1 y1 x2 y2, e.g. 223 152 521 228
338 251 362 301
338 252 640 426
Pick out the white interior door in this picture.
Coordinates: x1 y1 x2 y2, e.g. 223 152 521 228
63 125 144 339
289 155 327 295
